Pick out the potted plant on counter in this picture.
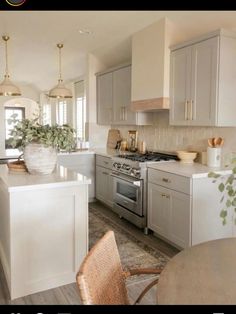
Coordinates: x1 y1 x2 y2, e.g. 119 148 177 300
8 116 76 175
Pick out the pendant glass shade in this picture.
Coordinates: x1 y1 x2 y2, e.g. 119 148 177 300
49 43 72 99
0 36 21 96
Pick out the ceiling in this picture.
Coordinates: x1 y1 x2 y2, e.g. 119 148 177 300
0 10 236 92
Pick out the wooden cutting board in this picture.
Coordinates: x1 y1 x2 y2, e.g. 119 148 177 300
107 129 121 149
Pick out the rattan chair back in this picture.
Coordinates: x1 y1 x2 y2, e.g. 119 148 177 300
76 230 130 304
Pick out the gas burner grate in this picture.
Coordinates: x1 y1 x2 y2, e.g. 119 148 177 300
116 152 178 162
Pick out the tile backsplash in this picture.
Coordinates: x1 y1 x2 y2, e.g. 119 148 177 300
114 111 236 162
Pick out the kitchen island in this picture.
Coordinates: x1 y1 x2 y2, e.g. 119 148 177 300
0 164 91 300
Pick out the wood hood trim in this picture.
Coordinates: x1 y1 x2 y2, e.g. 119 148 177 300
130 97 169 112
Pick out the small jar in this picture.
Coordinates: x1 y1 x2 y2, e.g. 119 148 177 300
120 140 128 151
138 141 146 154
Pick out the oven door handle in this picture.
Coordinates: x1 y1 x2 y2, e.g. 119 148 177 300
110 173 142 187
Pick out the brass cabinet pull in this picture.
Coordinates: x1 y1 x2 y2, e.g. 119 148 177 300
190 100 194 120
109 107 113 122
102 171 109 175
120 107 123 120
184 100 188 120
123 107 127 121
161 193 170 199
162 178 171 183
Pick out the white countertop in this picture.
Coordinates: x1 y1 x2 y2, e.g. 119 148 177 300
147 161 233 178
93 147 118 157
0 147 119 160
0 164 91 192
50 147 118 158
58 149 95 156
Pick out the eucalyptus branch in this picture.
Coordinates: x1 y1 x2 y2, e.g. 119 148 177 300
8 117 76 152
208 160 236 225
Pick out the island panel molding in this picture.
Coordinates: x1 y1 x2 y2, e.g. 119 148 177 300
0 165 89 299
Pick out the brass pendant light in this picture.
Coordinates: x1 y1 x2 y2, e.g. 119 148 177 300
0 35 21 96
48 43 72 99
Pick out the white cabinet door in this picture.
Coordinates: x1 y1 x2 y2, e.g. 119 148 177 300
169 189 191 248
97 72 113 125
95 165 113 207
192 176 233 246
170 46 191 126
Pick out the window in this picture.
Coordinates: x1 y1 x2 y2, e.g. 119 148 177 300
42 103 51 125
56 100 67 125
75 80 86 140
5 106 25 150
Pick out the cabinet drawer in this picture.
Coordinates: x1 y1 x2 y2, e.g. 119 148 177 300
148 169 191 195
96 155 112 169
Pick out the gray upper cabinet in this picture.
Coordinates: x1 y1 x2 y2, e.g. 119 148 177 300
97 72 113 125
170 29 236 127
113 66 135 125
97 64 153 125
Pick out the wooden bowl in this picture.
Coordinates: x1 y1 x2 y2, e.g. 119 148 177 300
7 160 28 172
176 151 197 164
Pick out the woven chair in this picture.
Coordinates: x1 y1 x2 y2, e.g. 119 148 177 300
76 230 162 305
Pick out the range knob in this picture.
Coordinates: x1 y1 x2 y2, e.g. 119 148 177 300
113 162 121 170
122 164 130 171
131 168 141 177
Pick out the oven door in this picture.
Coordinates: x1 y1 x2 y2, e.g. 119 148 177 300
111 172 143 216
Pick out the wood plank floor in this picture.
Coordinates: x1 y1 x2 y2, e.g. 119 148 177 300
0 201 179 305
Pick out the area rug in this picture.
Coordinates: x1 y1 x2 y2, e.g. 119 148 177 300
89 204 169 283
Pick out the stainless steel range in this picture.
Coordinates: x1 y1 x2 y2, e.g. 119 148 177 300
111 152 178 234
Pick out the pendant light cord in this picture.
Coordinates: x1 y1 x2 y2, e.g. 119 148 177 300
2 36 10 78
57 43 63 83
5 39 9 76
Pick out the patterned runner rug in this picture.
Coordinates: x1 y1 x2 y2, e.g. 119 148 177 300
89 204 169 283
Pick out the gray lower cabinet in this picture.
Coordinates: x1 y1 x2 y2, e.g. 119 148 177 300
57 153 95 201
148 168 191 249
148 166 236 249
148 182 191 249
95 155 113 207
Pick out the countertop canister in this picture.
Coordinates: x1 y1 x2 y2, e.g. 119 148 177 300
207 146 221 168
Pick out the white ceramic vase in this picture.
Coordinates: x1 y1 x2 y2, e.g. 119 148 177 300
24 143 57 175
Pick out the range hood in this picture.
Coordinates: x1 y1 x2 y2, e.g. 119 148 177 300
130 97 169 112
130 18 173 112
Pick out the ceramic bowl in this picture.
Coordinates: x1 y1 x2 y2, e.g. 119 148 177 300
176 151 197 163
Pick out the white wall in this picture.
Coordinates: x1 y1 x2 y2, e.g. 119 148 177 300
85 53 110 148
0 83 40 157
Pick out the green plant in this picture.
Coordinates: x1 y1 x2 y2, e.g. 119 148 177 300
8 116 76 152
208 157 236 225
